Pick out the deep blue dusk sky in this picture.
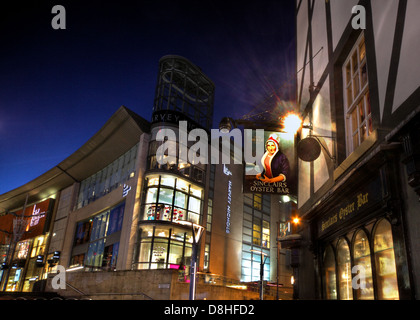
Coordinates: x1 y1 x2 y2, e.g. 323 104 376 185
0 0 295 195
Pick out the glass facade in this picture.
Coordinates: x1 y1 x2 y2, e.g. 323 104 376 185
241 194 271 282
322 218 399 300
153 56 214 130
76 144 138 209
70 202 125 271
134 223 194 270
135 173 204 270
143 174 203 225
147 139 206 185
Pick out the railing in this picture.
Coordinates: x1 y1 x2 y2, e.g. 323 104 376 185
176 271 293 299
65 282 154 300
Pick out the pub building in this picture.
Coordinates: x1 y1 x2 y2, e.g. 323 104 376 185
291 0 420 299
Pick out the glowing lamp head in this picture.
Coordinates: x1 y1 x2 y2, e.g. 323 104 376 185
292 217 300 225
283 113 303 134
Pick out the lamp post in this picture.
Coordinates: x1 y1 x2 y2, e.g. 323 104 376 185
251 248 268 300
175 221 204 300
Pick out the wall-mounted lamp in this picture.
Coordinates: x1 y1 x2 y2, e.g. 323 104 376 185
297 121 336 163
219 117 237 133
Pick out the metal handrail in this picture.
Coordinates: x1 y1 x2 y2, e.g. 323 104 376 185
66 282 153 300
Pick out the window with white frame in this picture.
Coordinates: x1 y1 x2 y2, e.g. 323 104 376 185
343 34 373 155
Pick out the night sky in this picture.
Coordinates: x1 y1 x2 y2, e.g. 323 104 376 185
0 0 296 195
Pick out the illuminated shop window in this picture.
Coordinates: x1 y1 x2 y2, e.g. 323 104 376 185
353 229 374 300
323 245 337 300
374 219 399 300
337 238 353 300
143 174 203 225
135 224 194 270
14 241 31 260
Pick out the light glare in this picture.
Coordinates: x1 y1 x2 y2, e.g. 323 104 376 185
283 113 302 134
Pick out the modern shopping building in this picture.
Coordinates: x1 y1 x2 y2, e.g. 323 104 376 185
0 55 294 299
292 0 420 299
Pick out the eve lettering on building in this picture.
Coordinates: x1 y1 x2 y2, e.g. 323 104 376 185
51 5 66 29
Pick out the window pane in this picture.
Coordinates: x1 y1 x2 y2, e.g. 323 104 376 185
168 243 184 265
337 239 353 300
374 220 399 300
366 91 371 115
360 123 367 143
108 203 125 235
358 100 365 123
346 63 351 84
353 132 359 150
188 212 200 224
174 192 187 208
159 204 172 221
138 241 152 264
188 197 201 213
173 208 185 221
323 246 337 300
353 72 360 98
152 240 168 269
176 179 189 192
158 188 174 205
161 175 175 187
353 230 374 299
146 188 158 203
190 185 202 198
360 63 368 88
351 108 358 133
352 52 358 73
359 39 366 62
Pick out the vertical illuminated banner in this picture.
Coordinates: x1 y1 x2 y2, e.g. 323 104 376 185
243 130 296 196
224 164 233 233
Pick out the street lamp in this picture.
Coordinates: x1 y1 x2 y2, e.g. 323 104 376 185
176 220 205 300
251 248 268 300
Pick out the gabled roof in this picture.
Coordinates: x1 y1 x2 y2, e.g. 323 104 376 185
0 106 150 213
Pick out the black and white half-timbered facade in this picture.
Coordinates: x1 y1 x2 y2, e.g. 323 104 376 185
294 0 420 300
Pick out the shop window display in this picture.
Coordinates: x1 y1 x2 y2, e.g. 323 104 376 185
143 174 203 225
135 224 193 271
353 230 374 299
337 238 353 300
374 219 399 300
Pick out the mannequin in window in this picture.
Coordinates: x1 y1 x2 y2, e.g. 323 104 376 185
256 133 290 183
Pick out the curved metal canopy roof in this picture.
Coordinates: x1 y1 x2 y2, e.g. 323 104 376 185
0 106 150 214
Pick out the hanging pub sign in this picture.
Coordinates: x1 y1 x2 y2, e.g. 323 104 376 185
243 130 296 196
